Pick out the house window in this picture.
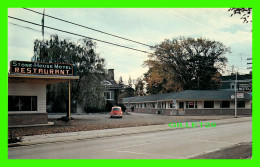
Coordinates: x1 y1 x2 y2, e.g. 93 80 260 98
8 96 37 111
104 91 112 100
237 101 246 108
204 101 214 108
186 101 198 108
221 101 230 108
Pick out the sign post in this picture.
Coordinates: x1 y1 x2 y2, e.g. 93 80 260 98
68 80 71 119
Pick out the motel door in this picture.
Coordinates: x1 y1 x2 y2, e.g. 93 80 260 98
179 102 184 109
178 102 185 115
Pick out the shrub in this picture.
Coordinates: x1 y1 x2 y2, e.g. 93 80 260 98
118 103 126 112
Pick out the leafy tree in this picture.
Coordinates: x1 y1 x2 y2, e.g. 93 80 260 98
118 76 124 91
144 37 230 94
128 76 133 88
33 35 106 113
228 8 252 23
123 87 135 97
134 77 146 96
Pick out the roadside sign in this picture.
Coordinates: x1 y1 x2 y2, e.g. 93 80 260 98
172 100 176 105
238 84 252 92
231 93 244 99
237 93 244 98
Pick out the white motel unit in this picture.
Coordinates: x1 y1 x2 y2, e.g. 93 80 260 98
123 90 252 116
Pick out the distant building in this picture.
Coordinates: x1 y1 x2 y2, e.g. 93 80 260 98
220 72 252 92
123 90 252 116
102 69 122 105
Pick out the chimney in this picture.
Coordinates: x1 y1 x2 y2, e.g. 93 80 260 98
108 69 114 80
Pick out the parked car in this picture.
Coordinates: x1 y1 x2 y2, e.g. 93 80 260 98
110 106 123 118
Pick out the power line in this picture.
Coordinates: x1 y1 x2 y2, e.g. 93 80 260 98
8 16 151 54
8 16 251 75
9 20 251 78
8 22 52 36
23 8 154 48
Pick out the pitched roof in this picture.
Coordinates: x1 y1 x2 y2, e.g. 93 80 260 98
221 74 252 81
104 79 122 89
123 90 252 103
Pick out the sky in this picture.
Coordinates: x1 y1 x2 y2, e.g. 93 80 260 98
8 8 252 83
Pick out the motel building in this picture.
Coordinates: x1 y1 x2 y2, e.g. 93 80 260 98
8 60 79 126
123 90 252 115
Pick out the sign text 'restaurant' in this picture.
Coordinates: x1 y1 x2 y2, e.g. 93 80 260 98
10 61 73 75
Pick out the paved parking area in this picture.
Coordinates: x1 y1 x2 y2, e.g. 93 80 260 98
9 112 245 137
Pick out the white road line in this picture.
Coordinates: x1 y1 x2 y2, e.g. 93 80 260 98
188 139 237 145
100 142 151 152
115 150 182 159
204 148 221 153
185 153 204 159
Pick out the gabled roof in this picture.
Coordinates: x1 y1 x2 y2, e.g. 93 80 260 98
103 79 122 89
123 90 252 103
221 74 252 81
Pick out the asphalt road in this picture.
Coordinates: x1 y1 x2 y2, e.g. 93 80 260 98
8 120 252 159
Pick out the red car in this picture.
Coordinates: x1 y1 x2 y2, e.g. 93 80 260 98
110 106 123 118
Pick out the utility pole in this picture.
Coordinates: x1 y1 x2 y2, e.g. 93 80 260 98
234 73 237 118
198 77 200 90
68 80 71 119
247 58 252 70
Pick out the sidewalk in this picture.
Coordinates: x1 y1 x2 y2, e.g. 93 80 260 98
9 116 252 147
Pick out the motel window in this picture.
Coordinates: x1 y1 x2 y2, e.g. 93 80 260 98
204 101 214 108
237 101 246 108
161 102 166 109
169 103 173 108
221 101 230 108
152 103 155 108
169 102 176 109
162 103 165 109
186 101 197 109
144 103 147 108
8 96 37 111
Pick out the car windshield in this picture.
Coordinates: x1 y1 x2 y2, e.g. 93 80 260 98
113 108 120 111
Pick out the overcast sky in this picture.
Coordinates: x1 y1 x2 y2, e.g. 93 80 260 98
8 8 252 83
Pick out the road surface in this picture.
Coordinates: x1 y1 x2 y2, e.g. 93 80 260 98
9 120 252 159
